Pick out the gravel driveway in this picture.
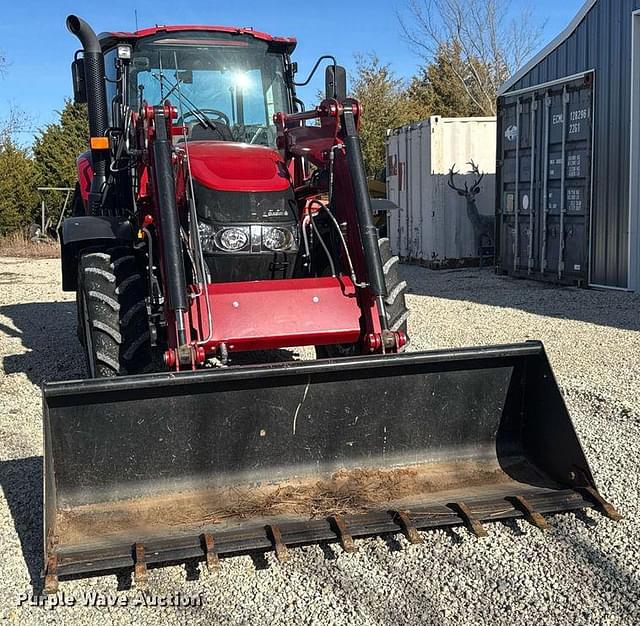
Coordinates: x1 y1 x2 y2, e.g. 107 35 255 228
1 256 638 625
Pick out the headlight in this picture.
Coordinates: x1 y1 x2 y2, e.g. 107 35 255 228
216 227 249 251
262 227 293 251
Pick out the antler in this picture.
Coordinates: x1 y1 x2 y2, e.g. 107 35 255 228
467 159 485 192
447 164 469 195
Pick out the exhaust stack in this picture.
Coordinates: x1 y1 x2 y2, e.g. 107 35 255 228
66 15 109 215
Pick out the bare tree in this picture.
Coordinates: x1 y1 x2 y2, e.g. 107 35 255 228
398 0 546 115
0 106 33 144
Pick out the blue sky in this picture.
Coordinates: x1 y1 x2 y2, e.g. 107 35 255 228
0 0 584 143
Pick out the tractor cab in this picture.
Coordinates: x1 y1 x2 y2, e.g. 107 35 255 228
73 27 301 282
98 28 297 147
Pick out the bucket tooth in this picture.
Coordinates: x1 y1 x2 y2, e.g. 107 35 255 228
451 502 488 537
133 542 148 588
391 510 423 544
510 495 549 530
201 533 220 572
579 486 622 521
43 554 59 595
330 514 356 553
267 525 289 562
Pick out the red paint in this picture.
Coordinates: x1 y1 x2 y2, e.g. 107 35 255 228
163 349 176 368
190 276 362 353
100 26 296 51
183 142 291 192
274 100 343 168
76 152 93 209
274 99 386 350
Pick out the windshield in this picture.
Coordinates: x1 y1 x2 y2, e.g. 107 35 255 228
129 32 290 147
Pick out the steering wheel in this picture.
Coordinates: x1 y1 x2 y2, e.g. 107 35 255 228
177 109 230 127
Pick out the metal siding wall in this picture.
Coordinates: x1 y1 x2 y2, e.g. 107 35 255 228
501 0 640 288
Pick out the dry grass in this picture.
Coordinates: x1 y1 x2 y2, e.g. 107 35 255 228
0 231 59 258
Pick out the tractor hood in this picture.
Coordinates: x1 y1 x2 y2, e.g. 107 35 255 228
184 142 291 193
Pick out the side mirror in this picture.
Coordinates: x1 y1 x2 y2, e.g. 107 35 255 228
325 65 347 101
71 58 87 104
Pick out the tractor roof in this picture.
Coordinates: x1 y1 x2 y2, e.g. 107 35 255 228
99 26 296 53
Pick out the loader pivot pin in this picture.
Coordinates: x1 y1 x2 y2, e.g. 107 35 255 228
266 525 289 562
201 533 220 571
133 542 148 588
329 514 356 552
391 510 423 544
451 502 488 537
579 486 622 521
510 495 549 530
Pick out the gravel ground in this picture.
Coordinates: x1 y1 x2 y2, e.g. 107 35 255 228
0 256 638 625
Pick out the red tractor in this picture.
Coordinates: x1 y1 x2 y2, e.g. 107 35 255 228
62 16 407 375
40 14 616 591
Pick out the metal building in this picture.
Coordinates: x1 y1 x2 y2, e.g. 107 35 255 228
386 116 496 267
497 0 640 291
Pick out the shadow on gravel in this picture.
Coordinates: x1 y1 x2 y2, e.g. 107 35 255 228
0 456 43 593
400 266 640 332
0 302 303 386
0 301 84 385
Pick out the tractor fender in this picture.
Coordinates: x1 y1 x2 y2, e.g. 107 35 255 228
60 216 134 291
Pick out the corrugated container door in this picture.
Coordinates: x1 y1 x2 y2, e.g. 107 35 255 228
386 130 402 255
497 75 593 285
393 128 411 258
408 124 425 261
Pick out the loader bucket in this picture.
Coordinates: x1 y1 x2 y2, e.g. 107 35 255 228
42 342 619 589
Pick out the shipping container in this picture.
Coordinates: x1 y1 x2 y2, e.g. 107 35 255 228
498 0 640 292
385 117 496 267
496 75 593 285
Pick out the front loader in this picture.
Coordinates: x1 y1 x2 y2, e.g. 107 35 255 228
42 15 620 591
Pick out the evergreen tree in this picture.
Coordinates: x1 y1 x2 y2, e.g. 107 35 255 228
407 43 485 118
0 138 40 234
351 55 415 179
33 100 89 188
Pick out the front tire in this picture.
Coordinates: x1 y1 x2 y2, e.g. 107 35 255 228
77 246 152 377
315 237 409 358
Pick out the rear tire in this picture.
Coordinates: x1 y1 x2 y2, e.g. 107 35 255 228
316 237 409 358
77 247 152 377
